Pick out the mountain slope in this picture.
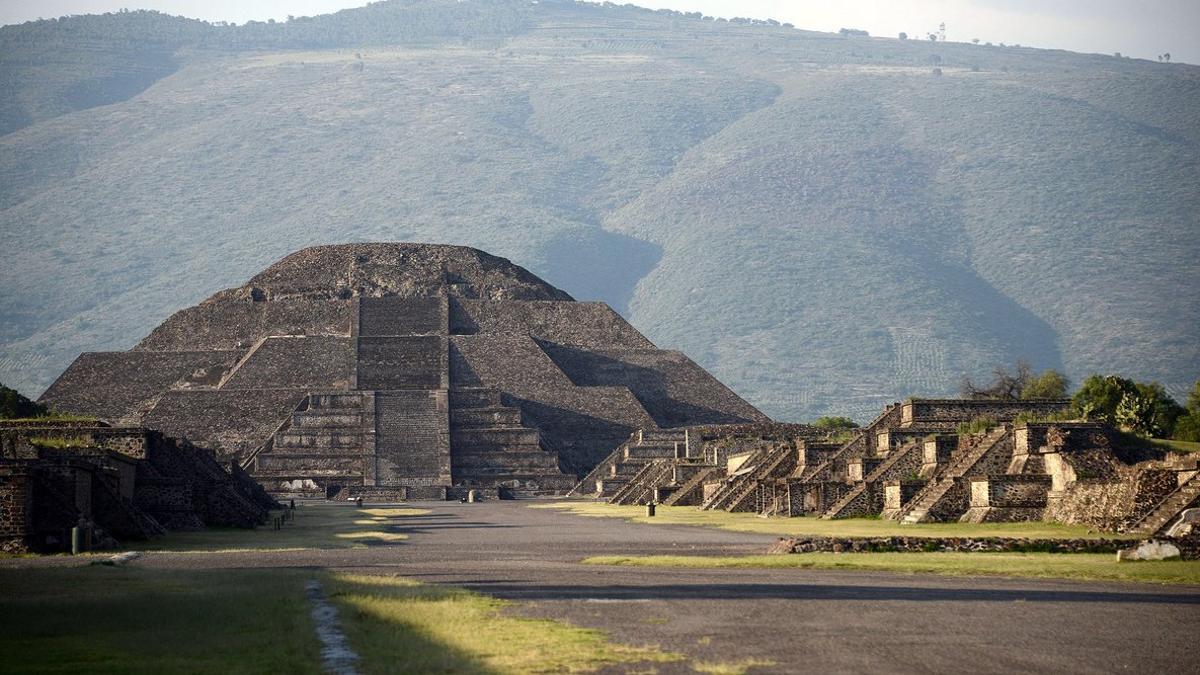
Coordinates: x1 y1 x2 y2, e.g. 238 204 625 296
1 0 1197 420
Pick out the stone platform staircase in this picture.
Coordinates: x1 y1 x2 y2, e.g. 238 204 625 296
568 429 687 499
449 387 575 494
897 426 1010 524
700 444 795 512
608 459 674 505
246 392 367 495
1124 472 1200 536
662 466 721 506
822 438 925 519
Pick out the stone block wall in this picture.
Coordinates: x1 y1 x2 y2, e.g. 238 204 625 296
135 298 354 352
221 336 355 390
450 299 654 350
883 480 926 511
358 297 447 337
970 475 1052 508
0 465 33 552
39 351 242 421
144 389 307 461
356 336 448 390
901 399 1069 427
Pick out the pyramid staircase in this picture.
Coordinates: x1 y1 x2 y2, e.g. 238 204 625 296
448 387 576 494
1124 472 1200 536
246 392 367 494
898 426 1010 524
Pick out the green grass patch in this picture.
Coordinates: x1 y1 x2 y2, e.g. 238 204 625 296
328 573 680 674
582 553 1200 585
535 502 1128 540
1152 438 1200 454
144 502 431 552
0 566 320 674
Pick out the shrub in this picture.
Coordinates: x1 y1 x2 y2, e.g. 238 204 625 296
957 416 997 435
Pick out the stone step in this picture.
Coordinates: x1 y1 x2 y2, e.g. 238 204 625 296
597 478 630 497
451 428 540 446
307 393 365 409
275 429 363 448
454 442 545 455
452 453 562 470
293 410 363 428
625 445 677 460
450 407 523 428
256 456 362 471
611 461 649 477
251 469 363 480
449 388 503 409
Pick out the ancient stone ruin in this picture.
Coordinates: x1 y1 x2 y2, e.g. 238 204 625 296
578 398 1200 537
39 243 767 501
0 419 275 553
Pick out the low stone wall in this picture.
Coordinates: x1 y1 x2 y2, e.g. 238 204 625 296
767 536 1124 555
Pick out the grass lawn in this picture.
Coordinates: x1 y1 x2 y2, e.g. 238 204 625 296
0 503 683 674
534 501 1129 540
1152 438 1200 454
582 553 1200 586
328 574 679 674
0 566 320 674
143 504 431 552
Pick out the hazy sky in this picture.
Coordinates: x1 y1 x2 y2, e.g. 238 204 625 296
2 0 1196 64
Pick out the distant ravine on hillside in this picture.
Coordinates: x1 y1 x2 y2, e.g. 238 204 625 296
1 0 1197 421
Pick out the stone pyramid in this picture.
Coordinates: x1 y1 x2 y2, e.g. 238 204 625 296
41 243 767 496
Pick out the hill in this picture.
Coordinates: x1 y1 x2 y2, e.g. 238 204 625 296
1 0 1197 420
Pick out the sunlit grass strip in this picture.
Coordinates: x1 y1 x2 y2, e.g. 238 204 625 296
329 574 681 674
335 531 409 543
581 553 1200 585
693 658 777 675
535 501 1132 540
146 503 430 552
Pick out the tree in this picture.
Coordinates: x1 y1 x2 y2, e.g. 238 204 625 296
972 38 980 44
0 382 46 419
1022 370 1069 399
1072 374 1134 422
1171 380 1200 441
898 32 908 40
813 416 859 432
962 360 1034 400
1073 375 1184 437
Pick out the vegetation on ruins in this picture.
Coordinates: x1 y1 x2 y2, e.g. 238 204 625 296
1 1 1196 424
1071 374 1187 438
955 416 998 435
960 360 1068 400
812 416 859 431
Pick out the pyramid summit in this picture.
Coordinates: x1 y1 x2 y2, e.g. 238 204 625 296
40 243 767 498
